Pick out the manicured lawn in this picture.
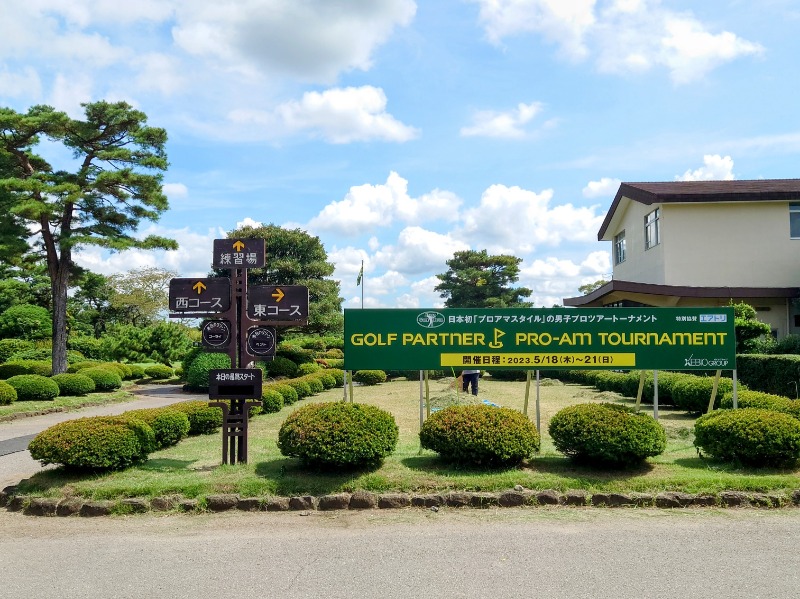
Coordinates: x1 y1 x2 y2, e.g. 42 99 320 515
14 376 800 500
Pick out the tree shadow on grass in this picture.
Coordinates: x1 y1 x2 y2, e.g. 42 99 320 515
253 457 385 496
400 453 655 483
673 456 799 475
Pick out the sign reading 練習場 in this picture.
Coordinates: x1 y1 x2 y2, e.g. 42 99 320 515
343 307 736 371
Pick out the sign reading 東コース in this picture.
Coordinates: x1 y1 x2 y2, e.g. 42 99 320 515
344 307 736 371
247 285 309 323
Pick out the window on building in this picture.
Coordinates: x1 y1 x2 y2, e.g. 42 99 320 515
644 208 660 249
791 203 800 239
614 231 626 265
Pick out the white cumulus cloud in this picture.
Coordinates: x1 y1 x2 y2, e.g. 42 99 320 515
677 155 735 181
461 102 545 139
583 177 621 198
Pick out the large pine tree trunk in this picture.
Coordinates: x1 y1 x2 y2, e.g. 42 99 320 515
51 265 70 375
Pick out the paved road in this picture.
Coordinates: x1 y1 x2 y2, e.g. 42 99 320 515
0 385 206 489
2 508 800 598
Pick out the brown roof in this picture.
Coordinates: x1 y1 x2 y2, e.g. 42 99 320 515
563 279 800 307
598 179 800 240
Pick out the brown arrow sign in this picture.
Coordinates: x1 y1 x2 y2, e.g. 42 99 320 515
247 285 309 322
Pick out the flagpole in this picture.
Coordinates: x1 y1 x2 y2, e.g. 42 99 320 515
361 260 364 308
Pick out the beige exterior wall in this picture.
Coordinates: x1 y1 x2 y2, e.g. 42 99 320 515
662 202 800 287
609 200 666 284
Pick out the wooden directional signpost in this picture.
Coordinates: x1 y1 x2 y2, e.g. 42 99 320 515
168 238 308 465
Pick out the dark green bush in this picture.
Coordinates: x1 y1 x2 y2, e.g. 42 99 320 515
265 383 298 405
6 374 60 401
0 303 52 340
694 408 800 467
122 407 190 449
671 375 734 413
285 378 312 399
79 366 123 391
324 358 344 370
720 389 800 420
185 352 231 391
51 373 96 396
548 403 666 467
771 335 800 355
420 405 540 467
143 364 174 380
28 416 155 470
353 370 387 386
321 348 344 359
278 401 398 469
0 380 17 405
171 401 223 435
261 356 298 378
261 389 284 413
737 354 800 397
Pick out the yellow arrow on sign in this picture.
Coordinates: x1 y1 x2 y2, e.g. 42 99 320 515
271 288 285 302
192 281 207 294
232 240 245 252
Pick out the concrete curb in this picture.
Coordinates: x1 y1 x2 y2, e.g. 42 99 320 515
4 486 800 517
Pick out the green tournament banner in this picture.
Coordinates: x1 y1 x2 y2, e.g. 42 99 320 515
344 307 736 371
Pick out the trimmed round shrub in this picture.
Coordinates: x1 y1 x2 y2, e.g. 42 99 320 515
171 401 223 435
67 335 106 360
0 362 35 379
127 364 146 379
694 408 800 467
318 373 337 390
262 356 298 378
51 373 96 396
261 389 284 413
671 375 734 413
28 416 155 470
0 380 17 405
67 360 103 373
6 374 60 401
276 343 315 365
285 378 312 399
324 359 344 370
185 352 231 391
96 362 131 380
266 383 298 405
79 366 123 391
297 362 321 376
300 375 324 395
278 401 399 468
720 389 800 420
122 407 190 449
326 368 345 386
353 370 387 386
322 348 344 359
420 405 540 467
143 364 174 380
548 403 666 467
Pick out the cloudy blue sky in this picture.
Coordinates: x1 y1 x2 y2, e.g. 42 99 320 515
2 1 798 309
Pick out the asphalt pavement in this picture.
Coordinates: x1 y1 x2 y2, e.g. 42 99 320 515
0 384 207 489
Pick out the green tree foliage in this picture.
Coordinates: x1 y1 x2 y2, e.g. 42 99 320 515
0 303 52 340
434 250 532 308
732 301 772 354
0 101 177 374
578 279 608 295
103 322 193 366
217 224 344 336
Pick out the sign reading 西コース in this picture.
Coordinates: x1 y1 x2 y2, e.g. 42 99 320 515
343 307 736 371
